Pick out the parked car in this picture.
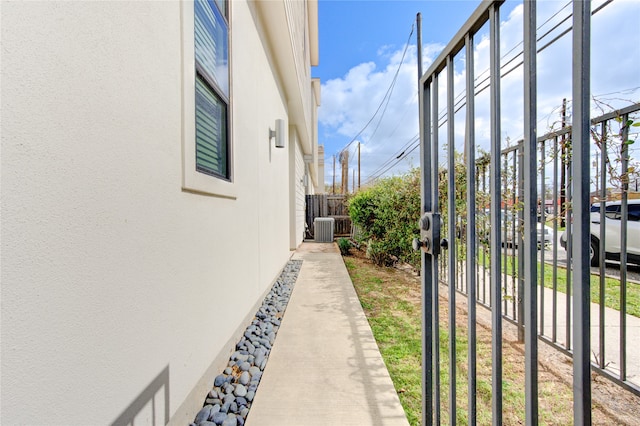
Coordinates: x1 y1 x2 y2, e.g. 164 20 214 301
490 210 553 249
560 199 640 266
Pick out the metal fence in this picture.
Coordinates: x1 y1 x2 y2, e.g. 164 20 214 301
416 1 638 424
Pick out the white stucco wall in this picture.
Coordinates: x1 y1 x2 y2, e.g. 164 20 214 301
288 130 307 250
295 139 307 244
1 1 301 424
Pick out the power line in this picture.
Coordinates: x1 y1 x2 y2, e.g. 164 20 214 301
365 133 419 180
359 0 620 183
336 22 415 157
434 0 615 130
363 138 420 185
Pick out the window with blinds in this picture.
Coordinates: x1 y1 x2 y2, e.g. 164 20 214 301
194 0 229 179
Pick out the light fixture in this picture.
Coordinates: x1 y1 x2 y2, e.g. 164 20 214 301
269 119 285 148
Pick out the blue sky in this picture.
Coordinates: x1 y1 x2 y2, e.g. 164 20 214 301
315 0 496 82
314 0 640 188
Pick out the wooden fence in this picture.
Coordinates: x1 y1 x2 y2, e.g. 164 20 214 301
305 194 351 238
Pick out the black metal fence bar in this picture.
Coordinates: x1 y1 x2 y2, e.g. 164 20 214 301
523 1 539 423
464 32 478 426
552 135 559 344
489 4 503 424
446 54 458 425
539 139 546 335
431 72 442 426
599 122 607 370
620 113 630 382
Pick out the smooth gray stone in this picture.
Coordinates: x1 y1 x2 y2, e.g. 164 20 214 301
223 384 233 395
195 405 212 424
239 371 250 385
214 375 226 387
212 411 227 425
245 390 255 402
253 354 265 369
233 384 247 397
222 417 237 426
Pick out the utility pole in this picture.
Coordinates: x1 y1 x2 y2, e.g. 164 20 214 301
332 154 336 194
358 142 361 190
594 153 599 195
340 150 349 195
352 169 355 194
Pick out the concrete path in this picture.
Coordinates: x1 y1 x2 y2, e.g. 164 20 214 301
246 242 409 426
471 264 640 386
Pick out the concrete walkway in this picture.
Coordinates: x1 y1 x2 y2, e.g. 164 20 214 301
246 242 409 426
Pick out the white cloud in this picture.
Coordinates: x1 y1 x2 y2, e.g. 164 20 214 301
319 0 640 187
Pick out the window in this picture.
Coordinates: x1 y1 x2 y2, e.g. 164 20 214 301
194 0 229 180
604 204 621 220
628 205 640 222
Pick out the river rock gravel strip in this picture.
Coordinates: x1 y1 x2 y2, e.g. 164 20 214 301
190 259 303 426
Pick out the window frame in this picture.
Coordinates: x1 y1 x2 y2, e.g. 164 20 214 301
181 0 235 199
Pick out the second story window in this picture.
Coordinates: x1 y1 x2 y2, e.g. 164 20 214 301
195 0 230 180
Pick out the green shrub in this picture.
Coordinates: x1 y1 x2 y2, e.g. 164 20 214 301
348 169 421 268
338 238 352 256
365 239 394 267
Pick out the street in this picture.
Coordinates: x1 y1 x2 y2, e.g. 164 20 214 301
541 234 640 283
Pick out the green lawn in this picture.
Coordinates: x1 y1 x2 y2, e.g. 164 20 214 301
475 248 640 318
343 254 582 425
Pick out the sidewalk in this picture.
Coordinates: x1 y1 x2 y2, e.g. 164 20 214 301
246 242 409 426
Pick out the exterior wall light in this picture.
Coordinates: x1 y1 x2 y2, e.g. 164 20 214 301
269 119 285 148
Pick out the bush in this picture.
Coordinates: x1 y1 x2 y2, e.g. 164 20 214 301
337 238 351 256
348 169 421 268
365 239 394 267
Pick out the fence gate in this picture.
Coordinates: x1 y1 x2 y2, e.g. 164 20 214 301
416 1 597 424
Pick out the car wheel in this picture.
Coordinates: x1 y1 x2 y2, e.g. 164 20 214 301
590 238 599 267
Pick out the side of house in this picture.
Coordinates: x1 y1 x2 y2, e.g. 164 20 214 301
0 0 319 424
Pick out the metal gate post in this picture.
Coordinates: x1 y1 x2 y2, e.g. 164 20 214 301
431 72 442 426
419 69 435 426
571 0 592 424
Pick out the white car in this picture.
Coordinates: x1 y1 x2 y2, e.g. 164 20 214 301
560 199 640 266
501 211 553 249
